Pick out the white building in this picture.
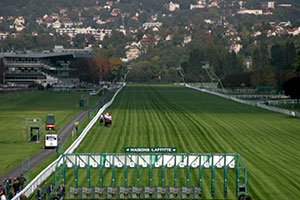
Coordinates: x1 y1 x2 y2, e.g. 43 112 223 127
261 2 275 9
278 4 292 7
0 32 8 40
142 22 162 30
125 42 141 61
14 16 25 31
56 27 112 41
190 4 205 9
52 20 61 29
237 9 263 15
165 1 180 12
183 36 192 45
229 43 242 53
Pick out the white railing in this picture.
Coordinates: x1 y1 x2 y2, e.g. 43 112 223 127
12 83 126 200
231 94 289 100
259 99 297 105
186 84 300 118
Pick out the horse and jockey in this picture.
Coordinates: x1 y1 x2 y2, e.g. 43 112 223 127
100 112 112 126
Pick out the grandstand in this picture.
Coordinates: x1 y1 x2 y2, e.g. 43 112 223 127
0 46 93 87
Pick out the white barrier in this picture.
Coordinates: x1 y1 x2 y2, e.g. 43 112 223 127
186 84 300 118
12 83 126 200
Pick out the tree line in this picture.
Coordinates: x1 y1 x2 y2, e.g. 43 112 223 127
73 55 127 84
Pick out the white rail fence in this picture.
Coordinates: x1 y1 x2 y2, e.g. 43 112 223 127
186 85 300 118
12 83 126 200
231 94 289 100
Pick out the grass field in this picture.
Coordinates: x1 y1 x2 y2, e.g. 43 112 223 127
0 91 99 175
52 85 300 199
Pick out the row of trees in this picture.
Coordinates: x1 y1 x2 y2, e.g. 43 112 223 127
73 56 127 84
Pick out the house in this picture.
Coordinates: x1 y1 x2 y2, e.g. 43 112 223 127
288 28 300 36
95 6 103 11
14 16 25 25
164 1 180 12
264 10 273 15
7 16 14 21
208 1 219 8
261 2 275 9
252 31 262 37
15 24 25 32
45 17 54 23
183 36 192 46
245 57 253 70
106 1 113 6
278 4 292 7
14 16 26 32
151 14 158 21
96 20 107 25
59 8 69 15
204 19 213 24
106 18 117 23
190 0 206 10
104 5 111 10
152 26 159 32
229 43 242 53
267 30 276 37
225 28 237 36
111 8 121 16
165 34 173 41
131 16 138 21
36 18 44 25
142 22 162 30
0 32 8 40
51 13 59 20
125 42 141 61
237 9 263 15
52 20 61 29
197 0 206 5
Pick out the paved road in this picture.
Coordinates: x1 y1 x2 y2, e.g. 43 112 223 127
0 91 112 182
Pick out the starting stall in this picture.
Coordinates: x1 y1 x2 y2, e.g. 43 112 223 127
55 148 251 199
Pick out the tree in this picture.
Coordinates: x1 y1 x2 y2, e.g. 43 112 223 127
282 77 300 107
271 44 284 69
294 51 300 76
108 57 126 82
73 34 86 48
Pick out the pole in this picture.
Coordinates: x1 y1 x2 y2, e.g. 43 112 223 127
75 167 78 187
224 156 228 198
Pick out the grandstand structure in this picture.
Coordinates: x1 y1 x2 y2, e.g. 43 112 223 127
0 46 93 87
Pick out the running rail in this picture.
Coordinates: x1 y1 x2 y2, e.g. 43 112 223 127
12 83 126 200
186 84 300 118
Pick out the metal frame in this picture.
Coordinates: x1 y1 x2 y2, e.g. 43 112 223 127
55 153 249 198
201 61 225 90
23 117 42 142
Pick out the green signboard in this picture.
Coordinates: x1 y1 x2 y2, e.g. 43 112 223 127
125 147 177 153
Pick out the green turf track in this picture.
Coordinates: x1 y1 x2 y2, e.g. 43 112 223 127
0 91 98 175
62 85 300 199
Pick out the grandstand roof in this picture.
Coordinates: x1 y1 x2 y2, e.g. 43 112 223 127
0 50 93 59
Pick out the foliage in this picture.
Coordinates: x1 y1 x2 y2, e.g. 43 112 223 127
28 82 45 90
282 77 300 101
73 56 126 83
294 51 300 75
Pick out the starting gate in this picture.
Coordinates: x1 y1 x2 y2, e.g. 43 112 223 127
55 153 249 199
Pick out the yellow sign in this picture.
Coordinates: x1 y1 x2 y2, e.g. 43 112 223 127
74 121 79 126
